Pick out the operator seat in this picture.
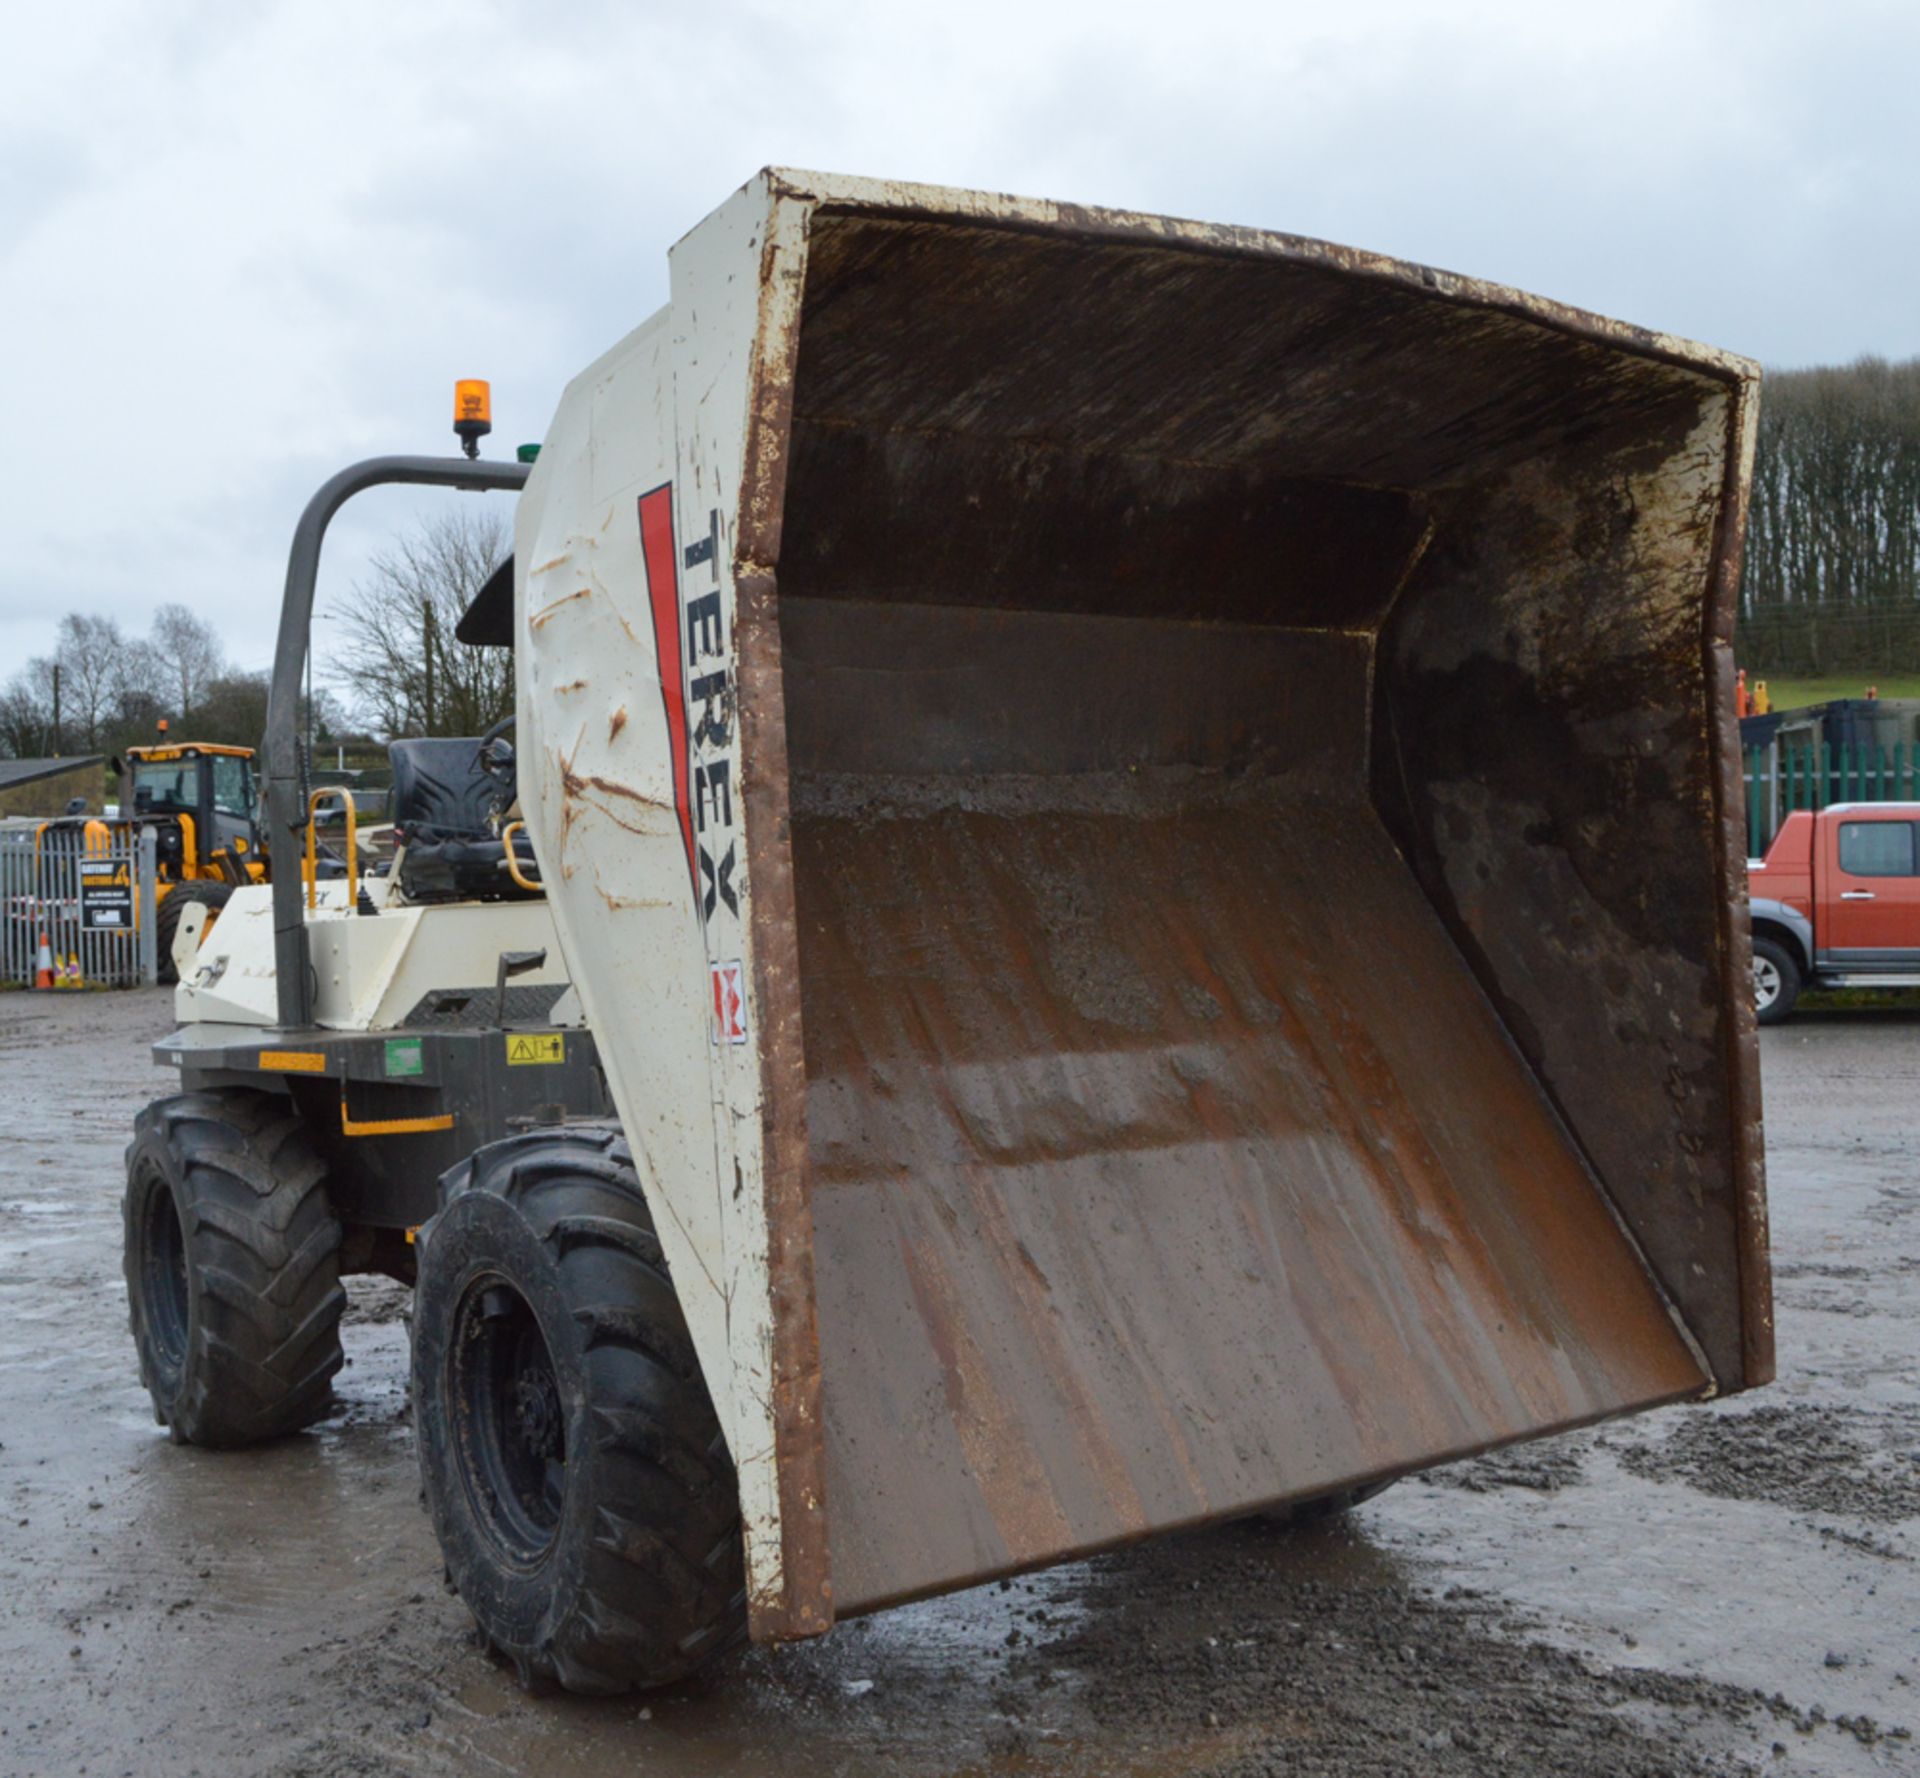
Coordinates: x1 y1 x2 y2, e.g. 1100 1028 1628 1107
388 737 536 902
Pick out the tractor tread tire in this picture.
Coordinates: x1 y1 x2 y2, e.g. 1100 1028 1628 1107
414 1123 746 1696
155 880 234 986
125 1089 345 1446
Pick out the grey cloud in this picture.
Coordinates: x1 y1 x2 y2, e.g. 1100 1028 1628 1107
2 0 1913 676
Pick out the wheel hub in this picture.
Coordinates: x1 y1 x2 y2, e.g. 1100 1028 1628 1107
139 1176 192 1379
512 1367 563 1462
449 1275 568 1563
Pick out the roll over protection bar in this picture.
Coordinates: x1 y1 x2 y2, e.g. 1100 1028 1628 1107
262 456 529 1026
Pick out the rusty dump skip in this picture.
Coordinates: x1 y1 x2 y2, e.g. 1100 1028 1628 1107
745 193 1768 1623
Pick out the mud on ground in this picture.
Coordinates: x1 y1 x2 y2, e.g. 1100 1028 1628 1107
1 990 1915 1776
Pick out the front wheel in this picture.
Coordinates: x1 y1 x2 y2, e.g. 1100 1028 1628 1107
1751 936 1802 1026
412 1125 746 1694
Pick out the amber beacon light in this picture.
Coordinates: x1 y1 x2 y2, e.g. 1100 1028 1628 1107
453 379 493 458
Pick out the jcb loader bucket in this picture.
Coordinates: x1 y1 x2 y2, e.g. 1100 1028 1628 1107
513 172 1770 1641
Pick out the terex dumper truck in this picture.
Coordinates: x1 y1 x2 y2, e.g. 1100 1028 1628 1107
124 170 1773 1695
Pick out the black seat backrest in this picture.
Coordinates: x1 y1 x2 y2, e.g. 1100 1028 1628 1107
389 738 495 839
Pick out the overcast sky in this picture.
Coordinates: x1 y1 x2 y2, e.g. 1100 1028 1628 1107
3 0 1916 685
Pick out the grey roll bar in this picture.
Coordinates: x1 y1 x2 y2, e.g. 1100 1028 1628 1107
263 455 530 1027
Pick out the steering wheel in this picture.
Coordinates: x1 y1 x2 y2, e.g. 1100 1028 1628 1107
476 715 517 810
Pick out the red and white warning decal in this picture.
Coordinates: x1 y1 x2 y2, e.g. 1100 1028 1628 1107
711 959 748 1046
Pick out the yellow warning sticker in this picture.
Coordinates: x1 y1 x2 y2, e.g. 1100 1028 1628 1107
258 1050 327 1073
506 1033 565 1066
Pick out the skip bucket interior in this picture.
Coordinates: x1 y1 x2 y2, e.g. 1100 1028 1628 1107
761 211 1759 1616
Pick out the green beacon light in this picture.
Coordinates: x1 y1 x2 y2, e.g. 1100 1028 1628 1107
516 443 541 464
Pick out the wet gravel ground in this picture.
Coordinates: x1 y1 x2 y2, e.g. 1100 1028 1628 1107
1 989 1915 1776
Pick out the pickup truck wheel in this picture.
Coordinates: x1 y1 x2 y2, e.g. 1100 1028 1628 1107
413 1126 746 1695
1752 936 1801 1026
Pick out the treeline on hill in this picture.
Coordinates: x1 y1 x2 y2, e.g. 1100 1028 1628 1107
1739 355 1920 675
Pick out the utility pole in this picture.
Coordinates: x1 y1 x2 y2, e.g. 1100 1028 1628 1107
423 600 437 735
51 663 62 755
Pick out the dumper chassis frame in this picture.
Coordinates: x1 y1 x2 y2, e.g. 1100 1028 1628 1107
155 1021 611 1269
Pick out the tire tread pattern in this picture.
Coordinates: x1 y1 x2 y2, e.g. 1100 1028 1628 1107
125 1089 344 1446
423 1124 747 1694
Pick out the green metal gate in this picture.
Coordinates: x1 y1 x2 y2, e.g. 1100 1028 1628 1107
1746 740 1920 857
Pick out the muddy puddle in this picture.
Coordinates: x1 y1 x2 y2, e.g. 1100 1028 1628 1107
2 990 1916 1776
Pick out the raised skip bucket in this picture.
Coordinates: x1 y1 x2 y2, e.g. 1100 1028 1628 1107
516 172 1771 1637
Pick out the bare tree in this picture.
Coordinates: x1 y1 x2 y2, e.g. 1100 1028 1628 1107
192 671 272 751
149 603 227 725
56 614 134 751
329 508 512 739
0 668 53 758
0 688 35 758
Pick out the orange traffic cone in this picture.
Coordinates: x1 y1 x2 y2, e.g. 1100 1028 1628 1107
34 931 53 990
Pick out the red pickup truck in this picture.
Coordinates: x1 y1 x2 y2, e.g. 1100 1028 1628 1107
1748 804 1920 1022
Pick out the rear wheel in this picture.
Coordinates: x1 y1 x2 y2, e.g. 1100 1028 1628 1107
124 1090 345 1445
1257 1479 1396 1529
155 880 233 986
413 1125 746 1694
1751 936 1801 1026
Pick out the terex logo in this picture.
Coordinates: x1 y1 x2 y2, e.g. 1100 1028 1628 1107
639 485 750 1052
638 486 737 924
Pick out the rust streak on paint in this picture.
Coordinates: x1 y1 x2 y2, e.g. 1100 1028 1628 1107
531 586 592 628
581 773 668 810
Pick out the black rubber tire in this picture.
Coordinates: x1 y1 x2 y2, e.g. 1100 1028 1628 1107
124 1089 345 1446
1257 1479 1397 1529
1751 935 1802 1026
155 880 233 986
413 1124 746 1695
